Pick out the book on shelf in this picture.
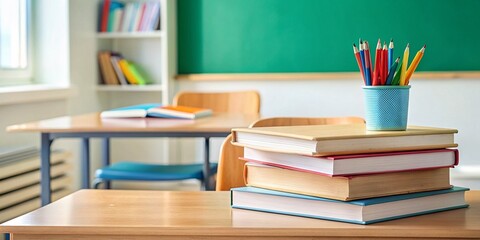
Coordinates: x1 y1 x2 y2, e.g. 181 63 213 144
232 124 458 156
231 186 469 225
100 104 212 120
99 0 161 33
110 54 128 85
244 162 452 201
242 148 459 177
100 0 111 32
107 1 124 32
98 51 120 85
98 51 151 86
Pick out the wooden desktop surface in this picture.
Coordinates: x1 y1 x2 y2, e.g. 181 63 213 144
1 190 479 239
6 112 260 133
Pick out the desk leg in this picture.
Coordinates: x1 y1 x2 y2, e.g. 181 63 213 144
101 137 111 189
40 133 52 206
81 138 90 189
203 137 211 190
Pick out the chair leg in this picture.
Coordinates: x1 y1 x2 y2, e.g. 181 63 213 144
92 178 104 189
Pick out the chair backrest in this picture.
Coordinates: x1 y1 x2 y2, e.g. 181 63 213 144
173 91 261 114
215 116 365 191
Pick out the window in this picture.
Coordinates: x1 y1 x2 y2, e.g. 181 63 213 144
0 0 31 85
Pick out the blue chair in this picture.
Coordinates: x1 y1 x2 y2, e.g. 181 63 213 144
93 162 218 189
93 91 261 190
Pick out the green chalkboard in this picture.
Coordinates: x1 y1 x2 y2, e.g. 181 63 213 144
177 0 480 74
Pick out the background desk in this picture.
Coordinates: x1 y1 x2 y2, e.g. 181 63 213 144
1 190 480 239
6 113 260 205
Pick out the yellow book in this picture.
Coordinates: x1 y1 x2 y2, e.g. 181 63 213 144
232 124 458 156
244 162 451 201
118 59 138 84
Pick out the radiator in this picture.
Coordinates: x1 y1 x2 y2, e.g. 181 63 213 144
0 147 73 225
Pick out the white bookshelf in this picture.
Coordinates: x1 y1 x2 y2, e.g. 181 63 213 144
96 0 176 104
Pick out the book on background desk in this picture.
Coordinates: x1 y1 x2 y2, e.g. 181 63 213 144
242 148 459 177
100 104 212 119
231 186 469 225
244 162 451 201
232 124 458 156
147 105 212 119
100 103 161 118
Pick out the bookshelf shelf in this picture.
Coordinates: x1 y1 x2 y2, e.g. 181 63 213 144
96 84 163 92
97 31 164 39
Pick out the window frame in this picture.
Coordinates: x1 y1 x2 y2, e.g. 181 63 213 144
0 0 33 86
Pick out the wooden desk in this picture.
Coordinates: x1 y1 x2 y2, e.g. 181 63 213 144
1 190 479 239
6 113 260 205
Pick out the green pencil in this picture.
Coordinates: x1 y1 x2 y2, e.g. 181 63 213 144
391 60 403 85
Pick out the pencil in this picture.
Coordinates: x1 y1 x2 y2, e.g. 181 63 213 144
373 39 382 85
378 44 385 85
364 41 372 85
388 39 394 70
353 43 366 84
382 42 388 85
359 39 367 82
392 60 403 85
405 45 426 85
385 57 400 85
399 43 410 86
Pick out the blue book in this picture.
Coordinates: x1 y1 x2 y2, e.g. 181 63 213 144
100 103 161 118
231 186 469 225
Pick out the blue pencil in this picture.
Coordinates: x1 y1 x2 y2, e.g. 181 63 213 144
385 57 400 85
359 39 367 81
388 39 394 70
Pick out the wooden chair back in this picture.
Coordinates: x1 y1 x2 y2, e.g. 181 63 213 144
215 116 365 191
173 91 261 114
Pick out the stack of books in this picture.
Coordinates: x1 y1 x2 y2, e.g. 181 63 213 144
98 51 150 86
99 0 161 33
230 124 469 224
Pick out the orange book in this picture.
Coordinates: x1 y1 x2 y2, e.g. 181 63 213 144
147 105 213 119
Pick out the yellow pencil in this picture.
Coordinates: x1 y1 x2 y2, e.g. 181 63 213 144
399 44 409 85
405 45 426 85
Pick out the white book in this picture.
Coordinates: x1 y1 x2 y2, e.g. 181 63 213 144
243 147 459 176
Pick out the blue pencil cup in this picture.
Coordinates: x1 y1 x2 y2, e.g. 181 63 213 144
363 86 411 131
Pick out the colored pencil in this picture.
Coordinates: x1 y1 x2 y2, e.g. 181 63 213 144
382 42 388 85
373 39 382 85
353 43 366 84
399 43 410 85
405 45 426 85
392 60 403 85
364 41 372 85
388 39 394 70
378 44 385 85
359 39 367 82
385 57 400 85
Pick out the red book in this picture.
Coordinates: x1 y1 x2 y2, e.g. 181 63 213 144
100 0 111 32
136 3 147 31
241 148 459 177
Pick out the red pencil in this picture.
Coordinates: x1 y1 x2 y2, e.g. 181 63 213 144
382 42 388 85
353 43 365 84
373 39 382 85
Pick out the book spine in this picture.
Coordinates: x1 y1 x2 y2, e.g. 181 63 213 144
100 0 111 32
